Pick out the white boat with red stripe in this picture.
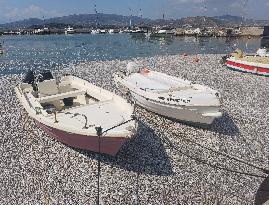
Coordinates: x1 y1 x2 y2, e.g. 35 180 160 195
226 48 269 76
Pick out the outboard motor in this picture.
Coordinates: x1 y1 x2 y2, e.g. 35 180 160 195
35 70 54 83
40 70 54 81
126 62 140 75
220 54 231 65
23 70 35 84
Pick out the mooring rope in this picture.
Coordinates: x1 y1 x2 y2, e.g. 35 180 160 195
101 117 136 135
169 130 269 175
132 114 268 179
160 133 267 179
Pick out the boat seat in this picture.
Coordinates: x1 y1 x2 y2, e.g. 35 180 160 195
37 79 58 96
85 89 111 101
38 89 86 103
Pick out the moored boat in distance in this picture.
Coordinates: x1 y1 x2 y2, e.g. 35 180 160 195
149 29 175 38
91 29 100 34
108 29 115 34
99 29 107 34
226 48 269 76
15 71 137 155
114 63 222 125
65 26 75 35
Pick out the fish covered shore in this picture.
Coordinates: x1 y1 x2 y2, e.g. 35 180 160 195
1 54 269 204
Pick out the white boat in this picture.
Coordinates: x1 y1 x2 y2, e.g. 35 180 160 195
91 29 100 34
108 29 115 34
149 29 175 38
65 26 75 35
226 48 269 76
131 28 145 34
15 71 136 155
99 29 107 34
114 63 222 125
157 29 174 35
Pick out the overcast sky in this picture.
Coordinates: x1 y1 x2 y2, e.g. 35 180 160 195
0 0 268 24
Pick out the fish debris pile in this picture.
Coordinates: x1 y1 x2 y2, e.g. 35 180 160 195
0 54 269 204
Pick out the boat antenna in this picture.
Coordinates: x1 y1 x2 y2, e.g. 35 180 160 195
129 8 133 29
201 0 208 23
240 0 248 26
161 1 165 26
94 4 99 28
139 8 143 26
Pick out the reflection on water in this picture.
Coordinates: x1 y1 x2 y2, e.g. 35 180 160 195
130 33 174 45
0 34 264 74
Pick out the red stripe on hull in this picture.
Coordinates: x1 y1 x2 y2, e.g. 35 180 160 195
35 121 128 156
227 60 269 76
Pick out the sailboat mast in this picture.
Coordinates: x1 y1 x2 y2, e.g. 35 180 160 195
94 4 99 28
129 8 132 29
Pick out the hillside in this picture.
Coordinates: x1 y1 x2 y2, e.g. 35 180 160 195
0 14 268 30
0 14 150 29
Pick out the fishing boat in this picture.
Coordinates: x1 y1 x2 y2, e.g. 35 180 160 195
15 71 137 155
114 63 222 125
108 29 115 34
91 29 100 34
99 29 107 34
65 26 75 35
226 48 269 76
149 29 175 38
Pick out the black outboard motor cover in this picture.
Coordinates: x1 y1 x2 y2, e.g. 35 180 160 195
41 70 54 81
63 97 74 106
23 70 35 84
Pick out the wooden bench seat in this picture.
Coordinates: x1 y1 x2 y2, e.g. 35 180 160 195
38 90 86 103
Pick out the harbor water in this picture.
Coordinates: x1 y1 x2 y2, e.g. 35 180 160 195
0 33 265 75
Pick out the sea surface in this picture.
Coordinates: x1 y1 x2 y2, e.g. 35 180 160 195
0 33 267 75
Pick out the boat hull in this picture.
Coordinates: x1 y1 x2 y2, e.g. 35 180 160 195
227 59 269 76
35 121 128 156
132 92 220 125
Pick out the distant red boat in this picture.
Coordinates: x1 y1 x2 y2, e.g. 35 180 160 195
226 49 269 76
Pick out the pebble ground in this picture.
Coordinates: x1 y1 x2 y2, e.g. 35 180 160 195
0 54 269 205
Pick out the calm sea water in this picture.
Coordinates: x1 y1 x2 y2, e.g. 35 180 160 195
0 33 265 75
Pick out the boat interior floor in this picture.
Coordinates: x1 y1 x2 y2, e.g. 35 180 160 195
47 100 132 132
128 73 192 93
236 56 269 64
